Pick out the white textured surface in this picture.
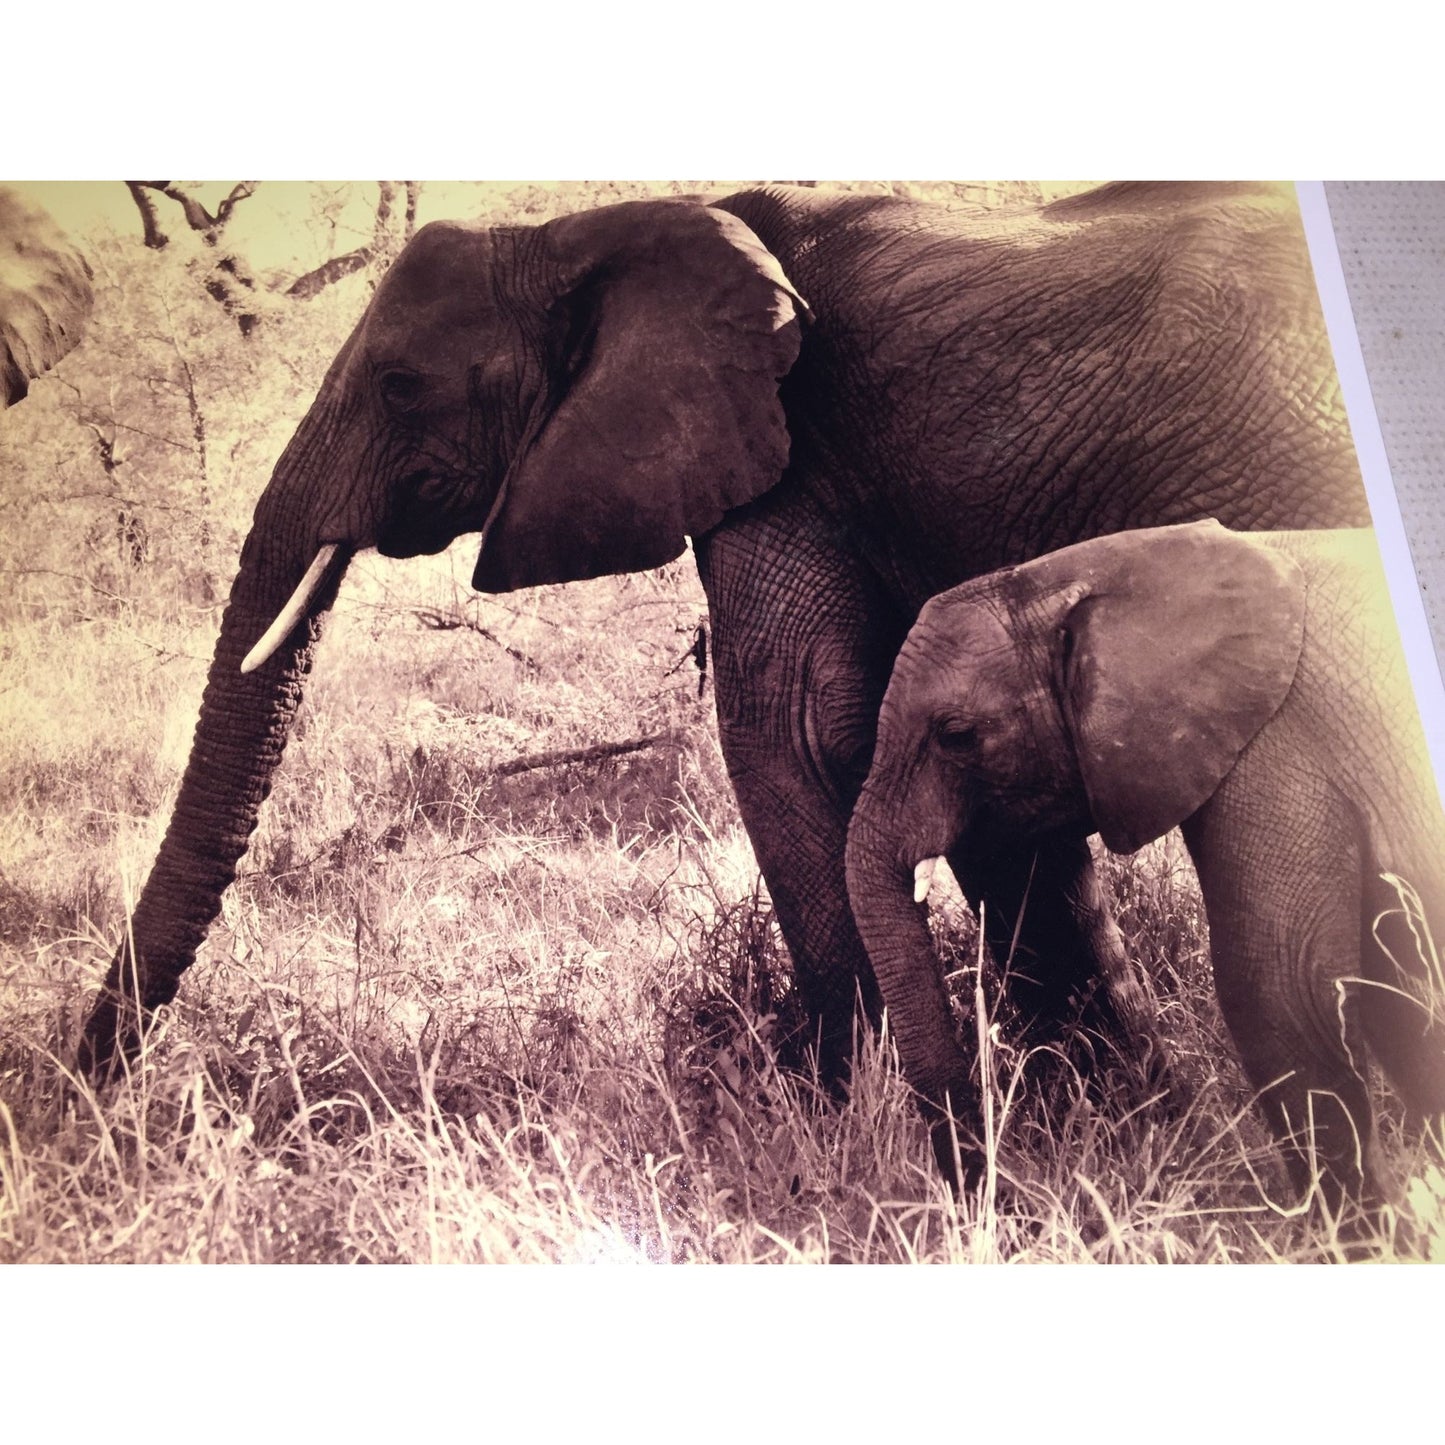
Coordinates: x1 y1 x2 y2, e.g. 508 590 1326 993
1325 182 1445 658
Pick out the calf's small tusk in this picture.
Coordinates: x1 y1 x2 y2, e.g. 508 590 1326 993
914 856 943 905
240 544 340 674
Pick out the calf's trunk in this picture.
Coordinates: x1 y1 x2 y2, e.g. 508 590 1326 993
845 788 982 1184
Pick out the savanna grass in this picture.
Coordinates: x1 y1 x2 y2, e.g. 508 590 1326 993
3 536 1442 1263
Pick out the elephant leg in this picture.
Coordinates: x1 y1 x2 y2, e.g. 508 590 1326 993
949 837 1168 1080
694 491 907 1089
1183 779 1382 1213
696 490 1158 1095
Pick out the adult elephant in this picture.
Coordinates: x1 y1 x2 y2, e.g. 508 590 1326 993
79 181 1371 1087
0 186 93 406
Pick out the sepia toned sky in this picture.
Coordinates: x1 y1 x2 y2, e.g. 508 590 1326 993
12 181 1101 279
10 181 547 274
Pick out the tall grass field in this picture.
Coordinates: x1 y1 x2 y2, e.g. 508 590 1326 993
2 181 1442 1263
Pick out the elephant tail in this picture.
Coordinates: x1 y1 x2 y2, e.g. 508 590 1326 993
1359 864 1445 1115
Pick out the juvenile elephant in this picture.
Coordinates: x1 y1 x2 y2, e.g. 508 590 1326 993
845 520 1445 1209
80 182 1372 1089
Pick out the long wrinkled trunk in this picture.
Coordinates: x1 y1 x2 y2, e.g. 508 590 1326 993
80 415 350 1073
844 788 966 1103
846 786 988 1190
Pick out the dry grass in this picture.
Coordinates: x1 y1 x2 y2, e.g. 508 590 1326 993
3 541 1442 1265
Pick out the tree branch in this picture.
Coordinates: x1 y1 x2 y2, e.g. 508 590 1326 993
214 182 259 225
486 732 680 780
3 566 126 603
132 181 263 334
125 181 169 249
286 182 420 299
409 606 541 671
151 182 219 236
286 249 371 299
137 181 258 241
372 181 396 249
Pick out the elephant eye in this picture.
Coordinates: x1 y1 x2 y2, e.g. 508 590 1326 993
378 368 426 412
411 472 455 505
935 719 980 756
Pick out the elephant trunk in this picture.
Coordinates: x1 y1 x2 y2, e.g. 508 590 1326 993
846 785 987 1188
80 423 350 1074
844 784 971 1106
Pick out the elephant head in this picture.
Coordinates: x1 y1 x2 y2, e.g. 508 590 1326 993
844 520 1308 1160
80 197 807 1070
0 187 93 406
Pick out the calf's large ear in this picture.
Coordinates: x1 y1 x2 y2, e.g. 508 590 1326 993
1055 521 1307 854
473 200 807 592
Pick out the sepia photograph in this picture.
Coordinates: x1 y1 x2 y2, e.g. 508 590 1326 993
3 176 1443 1266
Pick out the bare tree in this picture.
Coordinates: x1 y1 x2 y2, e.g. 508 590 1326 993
287 182 422 299
124 182 262 335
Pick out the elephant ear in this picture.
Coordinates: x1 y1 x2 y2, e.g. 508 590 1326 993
1055 520 1307 854
473 201 807 592
0 187 94 406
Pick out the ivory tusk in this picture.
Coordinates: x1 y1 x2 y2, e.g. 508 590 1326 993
914 856 943 905
240 544 340 674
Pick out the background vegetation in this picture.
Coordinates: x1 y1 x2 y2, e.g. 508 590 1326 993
2 180 1441 1263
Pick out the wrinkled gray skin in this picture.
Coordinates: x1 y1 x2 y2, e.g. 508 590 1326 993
0 187 93 406
847 521 1445 1211
81 182 1372 1091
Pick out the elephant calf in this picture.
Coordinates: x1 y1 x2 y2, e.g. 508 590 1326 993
845 519 1445 1213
